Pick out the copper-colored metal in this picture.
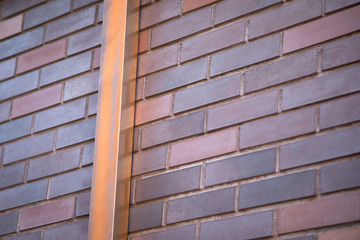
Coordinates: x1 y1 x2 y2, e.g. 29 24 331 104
88 0 139 239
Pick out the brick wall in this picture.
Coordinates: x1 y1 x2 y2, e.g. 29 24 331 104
130 0 360 239
0 0 103 239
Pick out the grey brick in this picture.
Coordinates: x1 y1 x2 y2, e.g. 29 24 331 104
326 0 360 12
97 2 104 23
0 70 39 101
0 211 19 236
0 163 25 189
0 116 32 144
1 0 47 18
129 202 163 232
0 28 43 60
0 102 11 123
2 231 41 240
3 131 54 165
56 118 96 149
88 93 98 116
0 180 47 210
63 71 99 101
68 25 102 55
74 0 98 9
0 58 16 81
23 0 71 29
82 141 94 166
75 192 91 216
43 219 88 240
40 51 92 86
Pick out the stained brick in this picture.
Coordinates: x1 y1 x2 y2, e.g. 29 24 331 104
68 26 102 55
132 146 167 176
131 225 196 240
240 107 315 149
0 179 47 210
74 0 98 9
56 118 96 149
138 30 150 53
19 197 75 230
3 231 42 240
76 192 91 216
11 84 62 118
0 163 25 189
208 90 278 131
1 0 47 18
129 202 163 232
136 78 144 100
49 167 92 198
88 93 98 116
93 47 101 68
205 149 276 187
3 132 54 165
0 58 16 81
0 15 23 40
167 187 235 223
0 116 32 143
145 58 207 97
97 2 104 23
64 71 99 101
283 6 360 53
199 211 273 240
43 219 89 240
0 71 38 101
169 127 237 167
183 0 217 13
40 51 92 86
280 126 360 170
210 34 280 76
282 65 360 110
244 49 318 93
174 73 241 113
318 226 360 240
82 142 94 166
140 0 181 29
326 0 360 12
0 102 11 123
0 211 19 236
135 94 172 125
27 147 81 181
278 190 360 234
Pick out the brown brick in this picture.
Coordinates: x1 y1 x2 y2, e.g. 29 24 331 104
0 163 25 189
76 192 91 216
43 219 88 240
1 0 46 18
278 190 360 234
169 127 237 167
131 224 196 240
318 226 360 240
167 187 235 224
0 14 23 40
181 20 245 62
151 7 212 48
140 0 181 29
3 231 41 240
0 102 11 123
132 146 167 176
129 202 163 232
283 6 360 53
205 148 276 187
138 30 150 53
135 94 172 125
280 126 360 170
67 25 102 55
199 211 273 240
174 73 241 113
210 34 280 77
208 90 278 131
0 58 16 81
0 71 39 101
282 65 360 110
11 84 62 118
19 197 75 230
141 111 204 148
183 0 217 12
82 142 94 166
93 47 101 68
64 71 99 101
0 116 32 143
326 0 360 13
0 211 19 236
240 107 315 149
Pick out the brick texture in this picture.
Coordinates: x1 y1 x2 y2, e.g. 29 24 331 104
138 30 150 53
2 231 41 240
0 163 25 189
0 211 19 236
183 0 217 12
0 116 32 143
0 102 11 123
0 58 16 81
131 225 196 240
0 71 39 101
0 15 23 40
68 25 102 55
82 142 95 166
43 219 89 240
1 0 47 18
129 202 163 232
135 94 172 125
93 47 101 68
63 71 99 101
318 226 360 240
326 0 360 12
132 146 167 175
140 0 181 29
76 192 91 216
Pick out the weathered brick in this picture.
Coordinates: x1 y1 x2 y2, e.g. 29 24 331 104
43 219 89 240
129 202 163 232
0 180 47 210
141 111 204 148
240 107 315 149
19 197 75 230
88 93 98 116
140 0 181 29
249 0 321 39
200 211 273 240
68 26 102 55
205 149 276 187
326 0 360 13
11 84 62 118
136 78 144 100
210 34 280 76
138 30 150 54
1 0 47 18
82 141 95 166
49 166 92 198
0 116 32 143
283 6 360 53
151 7 211 47
56 118 96 149
278 190 360 234
23 0 71 29
174 73 241 113
0 71 39 101
170 127 237 167
64 71 99 101
282 65 360 110
97 2 104 23
135 166 200 202
145 58 207 97
167 187 235 223
244 49 317 93
0 211 19 236
76 192 91 216
132 146 167 176
45 7 96 42
3 132 54 165
93 47 101 68
0 28 43 60
131 225 196 240
318 225 360 240
135 94 172 125
40 51 92 86
138 44 178 76
27 147 81 181
239 170 316 209
208 90 278 131
0 58 16 81
181 20 244 62
0 15 23 40
0 102 11 123
0 163 25 189
280 126 360 170
183 0 217 13
214 0 281 25
74 0 98 9
3 231 41 240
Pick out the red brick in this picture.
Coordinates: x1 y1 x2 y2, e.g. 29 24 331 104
0 14 23 40
67 25 102 55
19 197 75 230
208 90 278 131
141 111 204 148
240 107 315 149
326 0 360 13
278 190 360 234
93 47 101 68
11 84 62 118
0 211 19 236
283 5 360 53
138 30 150 53
183 0 217 13
135 94 172 125
0 102 11 123
140 0 181 29
76 192 91 216
0 163 25 189
129 202 163 232
151 7 212 48
43 219 88 240
318 226 360 240
167 187 235 224
169 127 237 167
131 225 196 240
132 146 167 176
280 126 360 170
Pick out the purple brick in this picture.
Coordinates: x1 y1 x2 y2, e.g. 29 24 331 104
0 163 25 189
68 25 102 55
0 102 11 123
64 71 99 101
1 0 47 18
0 58 16 81
0 116 32 144
132 146 166 176
326 0 360 12
129 202 163 232
82 142 94 166
43 219 88 240
88 94 98 116
131 225 196 240
140 0 181 29
3 231 42 240
0 211 19 236
74 0 98 9
97 2 104 23
76 192 91 216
